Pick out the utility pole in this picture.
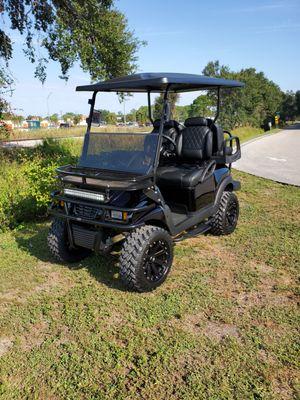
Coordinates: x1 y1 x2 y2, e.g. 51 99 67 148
123 99 126 125
46 92 52 119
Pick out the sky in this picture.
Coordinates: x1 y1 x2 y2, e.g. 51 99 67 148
3 0 300 117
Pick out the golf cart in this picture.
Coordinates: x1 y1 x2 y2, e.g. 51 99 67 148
48 73 244 292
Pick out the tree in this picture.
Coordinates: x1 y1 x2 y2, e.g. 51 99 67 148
106 112 117 125
126 109 137 122
188 95 214 118
99 109 110 123
0 1 145 114
136 106 148 124
0 69 12 122
1 1 144 83
26 115 42 120
202 60 283 129
153 93 179 120
11 114 24 125
295 91 300 117
280 91 298 121
62 112 75 123
174 105 189 122
73 114 82 125
49 113 59 125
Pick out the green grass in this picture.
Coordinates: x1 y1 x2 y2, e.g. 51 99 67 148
232 126 281 143
0 172 299 399
2 125 281 143
2 125 149 141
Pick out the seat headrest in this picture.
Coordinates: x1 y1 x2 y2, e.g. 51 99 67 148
153 119 180 129
185 117 208 127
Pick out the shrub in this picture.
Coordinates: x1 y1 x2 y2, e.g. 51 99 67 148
0 138 82 230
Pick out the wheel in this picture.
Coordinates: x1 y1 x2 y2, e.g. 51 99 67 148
210 191 239 235
119 225 173 292
47 218 91 262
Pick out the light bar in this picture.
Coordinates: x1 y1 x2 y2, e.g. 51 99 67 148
64 188 105 202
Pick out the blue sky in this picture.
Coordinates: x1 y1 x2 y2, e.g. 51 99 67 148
3 0 300 117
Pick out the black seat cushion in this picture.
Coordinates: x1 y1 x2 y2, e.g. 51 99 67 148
178 117 213 161
157 163 209 188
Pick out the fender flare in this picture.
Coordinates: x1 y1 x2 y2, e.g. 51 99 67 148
214 176 240 208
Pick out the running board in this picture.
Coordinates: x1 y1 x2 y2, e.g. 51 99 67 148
173 222 211 242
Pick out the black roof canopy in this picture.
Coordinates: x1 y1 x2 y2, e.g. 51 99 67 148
76 72 244 93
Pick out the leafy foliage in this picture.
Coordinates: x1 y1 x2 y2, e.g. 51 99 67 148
280 91 299 120
1 0 144 82
153 93 179 120
188 95 214 118
202 61 284 129
0 139 81 230
136 106 149 124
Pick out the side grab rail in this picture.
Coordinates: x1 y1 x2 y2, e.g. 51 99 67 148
223 132 241 156
200 160 216 183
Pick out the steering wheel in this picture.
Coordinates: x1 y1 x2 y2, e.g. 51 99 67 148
161 134 177 156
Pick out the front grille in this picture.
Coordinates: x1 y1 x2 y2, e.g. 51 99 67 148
73 204 101 220
72 225 98 249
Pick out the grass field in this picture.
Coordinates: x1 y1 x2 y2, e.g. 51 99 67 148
0 171 299 399
2 124 279 143
1 125 149 142
232 126 280 143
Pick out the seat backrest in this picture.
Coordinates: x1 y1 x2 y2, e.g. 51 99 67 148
207 118 224 155
177 117 213 161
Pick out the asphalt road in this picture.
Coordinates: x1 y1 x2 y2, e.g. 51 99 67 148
235 124 300 186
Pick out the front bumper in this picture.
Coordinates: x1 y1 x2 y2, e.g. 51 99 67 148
48 191 153 231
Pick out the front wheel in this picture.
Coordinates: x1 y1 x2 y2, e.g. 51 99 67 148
210 191 239 235
119 225 173 292
47 218 91 262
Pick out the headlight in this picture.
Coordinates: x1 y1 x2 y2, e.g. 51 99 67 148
63 188 105 202
111 210 128 220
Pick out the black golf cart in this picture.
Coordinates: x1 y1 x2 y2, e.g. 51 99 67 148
47 73 244 292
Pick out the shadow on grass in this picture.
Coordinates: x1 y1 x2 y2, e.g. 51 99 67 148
14 222 128 292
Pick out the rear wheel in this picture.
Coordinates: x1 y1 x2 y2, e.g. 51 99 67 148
119 225 173 292
47 218 91 262
210 191 239 235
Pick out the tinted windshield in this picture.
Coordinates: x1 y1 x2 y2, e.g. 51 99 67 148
78 132 159 175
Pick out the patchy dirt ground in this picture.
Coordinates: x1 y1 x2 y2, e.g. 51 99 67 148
0 171 299 399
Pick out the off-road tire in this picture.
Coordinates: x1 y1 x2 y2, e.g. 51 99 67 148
119 225 173 292
47 218 91 262
210 191 239 235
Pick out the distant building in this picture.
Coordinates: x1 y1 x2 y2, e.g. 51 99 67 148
40 120 49 128
26 120 41 130
2 120 13 130
78 115 88 126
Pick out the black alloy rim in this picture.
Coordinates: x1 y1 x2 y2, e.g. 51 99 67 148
143 240 170 283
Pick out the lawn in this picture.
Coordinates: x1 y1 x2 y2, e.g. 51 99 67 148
0 171 299 399
1 125 148 142
232 126 280 143
2 124 280 144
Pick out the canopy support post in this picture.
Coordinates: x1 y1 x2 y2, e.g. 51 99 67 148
147 91 154 124
153 85 171 183
213 87 221 122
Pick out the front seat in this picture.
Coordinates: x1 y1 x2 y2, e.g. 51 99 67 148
157 117 214 188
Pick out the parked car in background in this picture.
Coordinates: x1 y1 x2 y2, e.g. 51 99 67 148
59 122 71 129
